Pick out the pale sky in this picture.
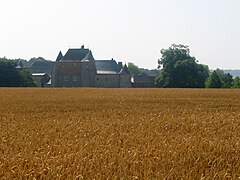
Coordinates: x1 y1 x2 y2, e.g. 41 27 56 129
0 0 240 69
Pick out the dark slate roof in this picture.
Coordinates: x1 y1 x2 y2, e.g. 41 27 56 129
56 51 63 61
120 64 130 74
95 60 122 74
61 48 90 61
30 60 54 74
82 50 95 61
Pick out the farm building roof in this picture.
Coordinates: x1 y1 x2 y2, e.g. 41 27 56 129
56 51 63 61
60 45 95 61
32 73 47 76
30 60 54 74
95 60 121 74
56 47 130 75
82 50 95 61
120 64 130 74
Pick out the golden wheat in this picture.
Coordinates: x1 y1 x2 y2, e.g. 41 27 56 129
0 88 240 179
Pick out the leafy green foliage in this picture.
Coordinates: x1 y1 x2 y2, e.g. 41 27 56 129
0 61 23 87
205 69 233 88
231 77 240 88
0 56 51 68
128 62 160 77
20 69 37 87
156 44 209 88
127 62 142 76
0 61 36 87
205 70 223 88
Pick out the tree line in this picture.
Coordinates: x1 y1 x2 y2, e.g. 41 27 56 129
0 56 48 68
128 44 240 88
0 60 36 87
1 45 240 88
0 57 53 87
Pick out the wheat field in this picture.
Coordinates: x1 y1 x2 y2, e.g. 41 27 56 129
0 88 240 179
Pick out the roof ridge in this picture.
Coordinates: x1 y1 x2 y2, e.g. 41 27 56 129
56 51 63 61
120 64 130 74
82 50 95 61
61 48 90 61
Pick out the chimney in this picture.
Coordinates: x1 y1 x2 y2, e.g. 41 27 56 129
81 45 84 49
118 62 123 68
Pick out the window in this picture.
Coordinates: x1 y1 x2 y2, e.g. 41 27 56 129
64 75 69 81
105 78 108 82
73 76 77 82
73 63 77 67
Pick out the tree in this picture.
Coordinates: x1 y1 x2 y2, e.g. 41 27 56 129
0 61 36 87
205 70 223 88
0 61 24 87
128 62 160 77
156 44 209 88
221 72 233 88
231 77 240 88
127 62 142 76
0 56 29 68
205 69 233 88
20 69 37 87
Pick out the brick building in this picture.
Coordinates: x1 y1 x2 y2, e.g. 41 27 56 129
51 46 131 88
